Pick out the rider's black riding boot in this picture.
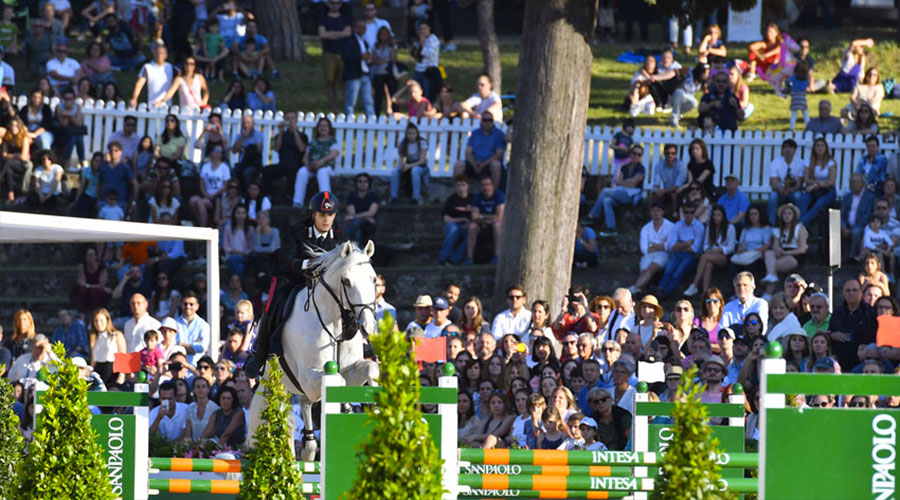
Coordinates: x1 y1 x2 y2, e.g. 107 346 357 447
244 313 272 378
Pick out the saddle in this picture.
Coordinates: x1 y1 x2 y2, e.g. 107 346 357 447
267 284 304 357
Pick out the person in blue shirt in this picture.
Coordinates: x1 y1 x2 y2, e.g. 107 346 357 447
233 19 279 80
98 141 138 212
464 176 505 265
698 72 744 132
453 110 505 189
657 201 705 298
855 135 888 196
175 290 210 366
717 174 751 226
51 308 90 359
574 220 598 268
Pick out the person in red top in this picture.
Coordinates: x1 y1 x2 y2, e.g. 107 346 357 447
551 286 600 339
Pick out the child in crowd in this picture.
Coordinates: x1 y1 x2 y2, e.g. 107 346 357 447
561 412 586 450
786 60 810 131
860 216 894 269
536 406 566 450
610 118 635 175
140 329 164 376
858 251 891 295
197 20 228 82
579 416 607 451
98 190 124 221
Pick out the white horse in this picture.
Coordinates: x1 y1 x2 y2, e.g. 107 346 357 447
247 241 380 461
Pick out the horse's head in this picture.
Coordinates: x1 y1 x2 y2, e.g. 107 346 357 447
312 240 378 340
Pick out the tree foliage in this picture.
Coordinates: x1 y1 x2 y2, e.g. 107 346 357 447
645 0 759 27
652 365 737 500
240 356 303 500
0 364 24 499
16 343 116 500
347 313 444 500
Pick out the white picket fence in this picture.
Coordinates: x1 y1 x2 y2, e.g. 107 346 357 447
24 97 899 198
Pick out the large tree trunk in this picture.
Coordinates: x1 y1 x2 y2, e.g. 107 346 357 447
493 0 596 314
476 0 502 93
253 0 307 61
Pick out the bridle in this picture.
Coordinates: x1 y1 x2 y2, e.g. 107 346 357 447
305 260 376 349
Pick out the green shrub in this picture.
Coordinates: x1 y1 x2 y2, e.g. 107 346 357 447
0 364 24 498
652 365 737 500
346 313 444 500
16 343 116 500
240 356 303 500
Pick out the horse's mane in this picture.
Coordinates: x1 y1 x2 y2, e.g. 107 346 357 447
305 242 367 278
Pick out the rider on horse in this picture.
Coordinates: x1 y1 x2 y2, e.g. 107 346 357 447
244 191 344 378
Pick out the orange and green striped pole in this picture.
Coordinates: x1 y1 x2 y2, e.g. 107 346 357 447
148 457 319 473
148 479 320 495
458 475 758 493
459 448 758 468
459 490 629 499
460 464 633 477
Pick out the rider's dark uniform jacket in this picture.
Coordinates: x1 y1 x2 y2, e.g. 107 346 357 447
280 218 343 281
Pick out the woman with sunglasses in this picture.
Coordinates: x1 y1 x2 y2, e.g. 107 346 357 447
666 300 693 352
679 181 710 224
743 313 764 338
155 114 188 164
694 288 725 347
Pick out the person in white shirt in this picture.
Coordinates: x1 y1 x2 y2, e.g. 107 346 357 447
460 74 503 122
0 46 15 88
362 3 392 53
149 381 189 441
607 288 636 334
424 297 453 338
405 295 433 333
124 292 161 353
8 334 56 383
106 115 141 160
719 271 770 330
129 44 175 109
46 41 81 92
630 202 674 295
491 284 532 339
767 139 808 226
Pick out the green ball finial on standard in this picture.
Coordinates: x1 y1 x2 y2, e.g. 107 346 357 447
440 362 456 377
764 341 783 359
732 383 744 395
636 381 649 393
324 361 339 375
136 371 147 383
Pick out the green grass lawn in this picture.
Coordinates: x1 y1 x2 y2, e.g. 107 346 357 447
18 26 900 132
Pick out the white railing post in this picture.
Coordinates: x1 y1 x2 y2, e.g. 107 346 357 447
438 375 459 500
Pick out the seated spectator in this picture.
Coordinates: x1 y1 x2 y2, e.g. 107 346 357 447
103 14 145 70
148 177 180 225
439 175 472 266
830 38 871 93
828 279 876 371
844 102 878 135
551 286 599 338
141 158 182 211
682 138 715 199
76 76 94 103
27 149 64 212
8 334 54 383
389 123 429 204
262 111 306 198
762 204 808 295
195 20 228 82
151 214 188 276
698 24 726 66
250 210 280 276
721 271 770 330
44 1 72 31
46 40 79 94
745 23 782 82
465 176 505 265
191 145 230 228
669 64 706 128
216 180 242 228
150 271 181 321
679 181 710 225
221 328 248 369
658 200 705 298
805 100 843 136
151 381 189 441
230 113 265 189
698 71 744 132
845 66 884 120
432 84 462 120
388 79 435 119
0 6 20 57
156 114 188 166
223 203 254 277
345 173 379 247
460 73 503 121
767 139 807 226
855 135 888 195
630 202 674 294
766 292 804 342
54 86 86 169
243 180 271 225
107 115 141 164
453 110 505 189
234 19 278 80
0 45 15 91
21 88 54 152
799 138 837 226
717 174 750 226
220 80 247 110
220 273 250 318
859 216 894 268
78 41 113 86
647 143 687 216
685 205 736 297
842 173 876 260
51 308 89 359
731 205 771 270
198 113 230 161
293 117 339 208
729 66 754 119
246 77 275 112
101 81 124 104
199 385 245 447
2 117 33 203
587 145 645 237
24 20 55 78
70 247 112 315
574 220 598 268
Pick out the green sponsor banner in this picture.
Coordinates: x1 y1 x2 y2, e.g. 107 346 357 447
647 424 744 478
765 408 898 499
324 413 442 500
91 414 137 500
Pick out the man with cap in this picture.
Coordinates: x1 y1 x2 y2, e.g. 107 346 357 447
245 190 344 377
8 334 55 383
73 356 106 391
659 364 683 401
717 327 736 365
159 317 187 361
784 273 809 324
424 297 453 338
701 355 728 405
725 334 750 385
802 292 831 337
717 174 751 226
405 295 433 333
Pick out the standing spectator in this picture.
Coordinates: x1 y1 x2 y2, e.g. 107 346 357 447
491 285 532 339
658 201 705 298
841 173 876 260
54 87 86 169
786 61 810 131
411 21 441 102
129 44 175 109
587 145 645 237
213 1 247 48
191 145 230 228
767 139 807 226
176 290 210 366
684 205 736 297
343 18 375 117
630 202 674 295
855 135 888 195
830 38 872 94
805 100 843 136
647 143 687 216
720 271 769 330
453 110 505 191
263 111 307 196
231 113 265 189
717 174 750 226
155 56 209 112
223 204 254 277
439 175 471 265
294 117 339 208
460 74 503 122
698 71 743 132
104 13 145 70
362 3 392 50
89 308 127 385
21 88 54 152
465 176 505 265
827 279 876 371
344 173 379 247
24 20 56 78
370 26 397 116
107 115 141 162
1 117 32 203
390 123 429 204
99 141 138 212
799 138 837 226
124 293 161 353
318 0 351 112
52 309 89 359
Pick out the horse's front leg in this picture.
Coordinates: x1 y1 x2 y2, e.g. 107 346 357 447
341 359 380 387
299 395 317 462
